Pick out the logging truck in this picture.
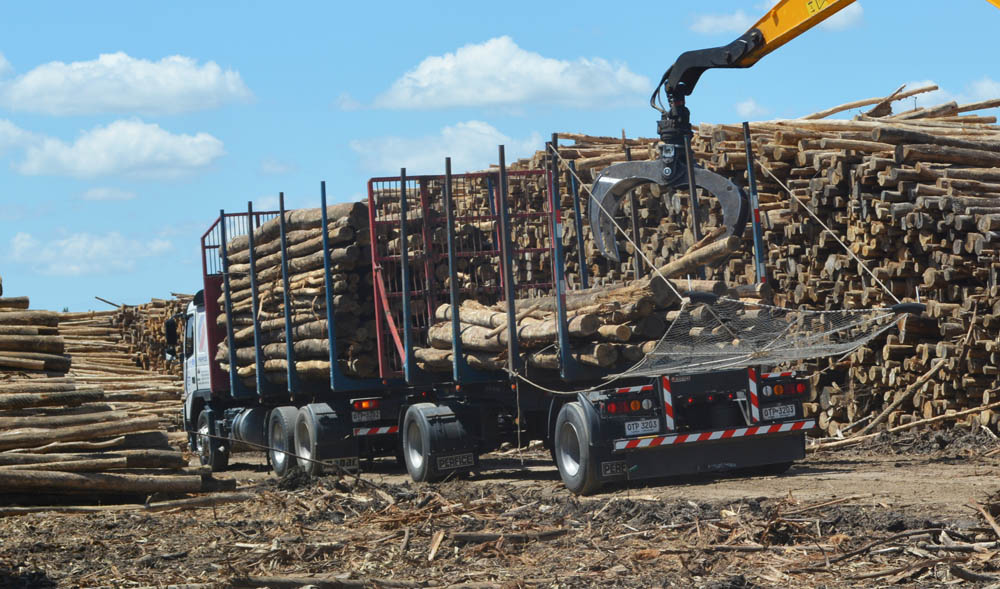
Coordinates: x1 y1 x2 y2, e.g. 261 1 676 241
175 143 816 494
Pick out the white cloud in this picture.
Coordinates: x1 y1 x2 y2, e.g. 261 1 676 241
17 119 225 178
0 52 252 115
0 53 11 77
820 3 864 30
81 187 136 201
0 119 37 152
371 37 648 109
735 98 768 119
970 77 1000 102
335 92 362 111
690 11 755 34
9 231 173 276
350 121 541 175
260 157 296 175
902 78 1000 111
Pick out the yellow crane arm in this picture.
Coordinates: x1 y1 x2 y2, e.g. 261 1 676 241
739 0 858 67
655 0 1000 105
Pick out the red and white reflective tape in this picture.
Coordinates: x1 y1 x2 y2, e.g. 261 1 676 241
615 384 654 394
613 419 814 452
747 368 761 422
761 371 794 379
353 426 399 436
661 376 675 431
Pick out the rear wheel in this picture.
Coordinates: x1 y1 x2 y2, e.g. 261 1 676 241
554 402 600 495
195 410 229 471
294 407 323 477
268 407 299 477
402 404 438 483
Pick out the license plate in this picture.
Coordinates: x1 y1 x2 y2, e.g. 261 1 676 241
328 457 359 472
351 410 381 423
762 404 796 421
601 461 627 477
436 453 475 471
625 418 659 436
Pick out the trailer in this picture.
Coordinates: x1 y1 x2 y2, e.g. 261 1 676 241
179 142 814 495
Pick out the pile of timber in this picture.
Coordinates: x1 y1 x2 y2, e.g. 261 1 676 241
60 308 185 435
215 203 379 384
0 301 226 501
109 293 194 375
0 296 70 373
521 85 1000 436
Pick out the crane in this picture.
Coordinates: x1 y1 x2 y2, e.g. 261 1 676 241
589 0 1000 262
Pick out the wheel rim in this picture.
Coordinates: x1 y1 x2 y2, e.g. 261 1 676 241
295 418 312 462
557 421 581 477
197 418 211 464
270 417 287 470
406 420 424 471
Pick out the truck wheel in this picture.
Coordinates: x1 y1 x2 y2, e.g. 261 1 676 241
195 410 229 471
554 402 600 495
268 407 299 477
402 403 439 483
294 407 322 477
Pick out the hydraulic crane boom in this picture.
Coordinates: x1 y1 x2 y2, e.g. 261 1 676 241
589 0 1000 263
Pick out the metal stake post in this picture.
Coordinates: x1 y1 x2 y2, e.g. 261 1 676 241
742 122 768 285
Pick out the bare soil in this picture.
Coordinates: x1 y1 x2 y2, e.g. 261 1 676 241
2 429 1000 588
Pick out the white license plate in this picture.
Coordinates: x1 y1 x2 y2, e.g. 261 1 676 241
328 457 359 472
436 453 475 471
762 404 796 421
625 418 660 436
351 409 381 423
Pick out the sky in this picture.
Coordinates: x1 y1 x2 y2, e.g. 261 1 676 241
1 1 998 311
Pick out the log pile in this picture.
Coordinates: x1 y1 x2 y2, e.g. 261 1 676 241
214 203 379 385
0 296 70 373
0 300 232 501
515 86 1000 436
109 294 194 375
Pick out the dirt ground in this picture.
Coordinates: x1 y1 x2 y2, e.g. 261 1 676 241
3 429 1000 589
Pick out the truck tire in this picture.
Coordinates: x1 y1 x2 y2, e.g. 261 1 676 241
268 406 299 477
196 410 229 471
554 402 600 495
402 403 439 483
294 407 322 477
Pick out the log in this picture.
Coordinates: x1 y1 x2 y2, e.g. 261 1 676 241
0 415 162 451
0 470 202 494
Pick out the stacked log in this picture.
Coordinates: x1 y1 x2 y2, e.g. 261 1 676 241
109 294 193 375
520 87 1000 436
0 296 70 373
214 203 379 384
59 309 186 435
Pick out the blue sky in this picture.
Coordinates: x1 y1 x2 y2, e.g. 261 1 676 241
1 1 998 311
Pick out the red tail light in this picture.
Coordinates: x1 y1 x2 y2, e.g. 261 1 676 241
796 383 806 394
353 399 380 411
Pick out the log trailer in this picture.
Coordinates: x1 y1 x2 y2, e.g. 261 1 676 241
179 147 816 495
177 0 985 494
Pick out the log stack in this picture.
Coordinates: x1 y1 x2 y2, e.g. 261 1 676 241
214 203 379 385
109 294 194 375
0 295 228 501
513 86 1000 436
0 296 70 374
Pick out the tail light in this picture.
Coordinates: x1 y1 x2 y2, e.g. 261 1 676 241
353 399 380 411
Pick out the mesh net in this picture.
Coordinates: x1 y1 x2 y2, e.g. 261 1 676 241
622 296 902 377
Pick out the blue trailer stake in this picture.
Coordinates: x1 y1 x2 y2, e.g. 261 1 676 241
277 192 300 395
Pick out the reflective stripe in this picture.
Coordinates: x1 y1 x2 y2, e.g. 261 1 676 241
615 385 654 394
761 371 794 379
747 368 761 422
612 419 815 452
661 376 675 431
353 426 399 436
